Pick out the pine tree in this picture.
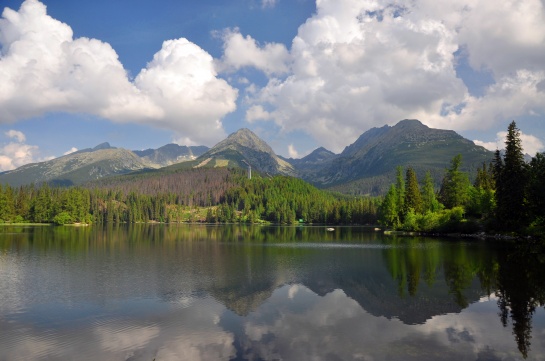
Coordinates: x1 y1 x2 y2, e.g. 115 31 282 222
32 184 53 223
439 154 470 209
474 162 495 191
527 152 545 226
494 121 528 230
421 171 440 213
404 167 423 214
379 184 399 228
395 166 405 221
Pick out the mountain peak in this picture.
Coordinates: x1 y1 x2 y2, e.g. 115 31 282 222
226 128 265 147
199 128 296 175
303 147 336 160
392 119 429 131
92 142 115 151
215 128 272 154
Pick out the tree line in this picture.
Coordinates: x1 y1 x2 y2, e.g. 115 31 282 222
0 120 541 232
0 168 380 225
378 121 545 235
210 175 380 224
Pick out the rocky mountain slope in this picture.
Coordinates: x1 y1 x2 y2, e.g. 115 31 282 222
296 119 494 195
134 144 208 167
193 128 296 176
0 145 150 187
0 142 209 187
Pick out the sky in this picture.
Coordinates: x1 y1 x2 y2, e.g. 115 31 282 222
0 0 544 171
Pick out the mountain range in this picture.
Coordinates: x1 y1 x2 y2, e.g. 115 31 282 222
0 119 494 194
0 142 208 187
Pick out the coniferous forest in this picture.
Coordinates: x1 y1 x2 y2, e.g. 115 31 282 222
0 168 380 226
0 121 542 236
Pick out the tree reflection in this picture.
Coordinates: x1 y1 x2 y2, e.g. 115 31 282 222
382 237 440 298
382 236 545 358
495 243 545 358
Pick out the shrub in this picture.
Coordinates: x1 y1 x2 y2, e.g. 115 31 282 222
53 212 73 225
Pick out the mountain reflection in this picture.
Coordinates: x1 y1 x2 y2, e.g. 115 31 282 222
0 225 544 360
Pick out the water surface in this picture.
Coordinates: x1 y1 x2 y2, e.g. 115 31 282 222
1 224 544 360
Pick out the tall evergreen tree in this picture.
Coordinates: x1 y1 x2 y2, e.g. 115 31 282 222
438 154 470 209
474 162 495 191
421 171 441 213
494 121 528 230
395 166 406 221
379 184 399 227
404 167 423 214
528 152 545 226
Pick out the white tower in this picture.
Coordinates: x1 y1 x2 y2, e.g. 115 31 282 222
242 160 251 179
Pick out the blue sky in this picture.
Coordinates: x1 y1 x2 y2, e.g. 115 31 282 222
0 0 544 171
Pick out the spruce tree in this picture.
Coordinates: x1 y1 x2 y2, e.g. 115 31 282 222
421 171 440 213
379 184 399 228
404 167 423 214
528 152 545 226
395 166 405 221
494 121 528 230
439 154 470 209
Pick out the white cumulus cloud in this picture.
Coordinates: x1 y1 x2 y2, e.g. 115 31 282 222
218 28 290 75
0 130 52 171
474 130 544 156
229 0 545 152
5 130 25 142
135 38 238 144
288 144 299 158
245 105 274 123
0 0 238 146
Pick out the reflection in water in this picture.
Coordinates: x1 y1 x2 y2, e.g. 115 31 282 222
495 244 545 358
0 225 544 360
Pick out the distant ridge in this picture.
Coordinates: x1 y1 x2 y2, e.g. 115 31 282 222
286 147 338 171
0 146 150 187
0 142 209 187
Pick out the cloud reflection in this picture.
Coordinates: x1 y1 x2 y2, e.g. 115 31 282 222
230 284 545 360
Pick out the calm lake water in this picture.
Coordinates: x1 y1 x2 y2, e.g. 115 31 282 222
1 224 544 361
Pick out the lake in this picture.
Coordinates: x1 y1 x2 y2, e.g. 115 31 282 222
1 224 544 360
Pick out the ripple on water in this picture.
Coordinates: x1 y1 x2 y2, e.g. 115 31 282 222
262 242 437 249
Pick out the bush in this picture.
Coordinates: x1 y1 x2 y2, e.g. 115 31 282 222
416 211 441 232
13 215 25 223
401 209 418 231
53 212 73 225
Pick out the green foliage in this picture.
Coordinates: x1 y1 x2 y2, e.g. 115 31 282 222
0 173 379 225
398 207 471 233
474 162 495 191
438 154 470 209
494 121 529 230
378 122 544 235
400 208 418 231
395 166 405 222
466 186 495 219
404 167 423 215
222 176 379 224
421 171 441 213
53 212 73 225
379 185 399 228
527 152 545 227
